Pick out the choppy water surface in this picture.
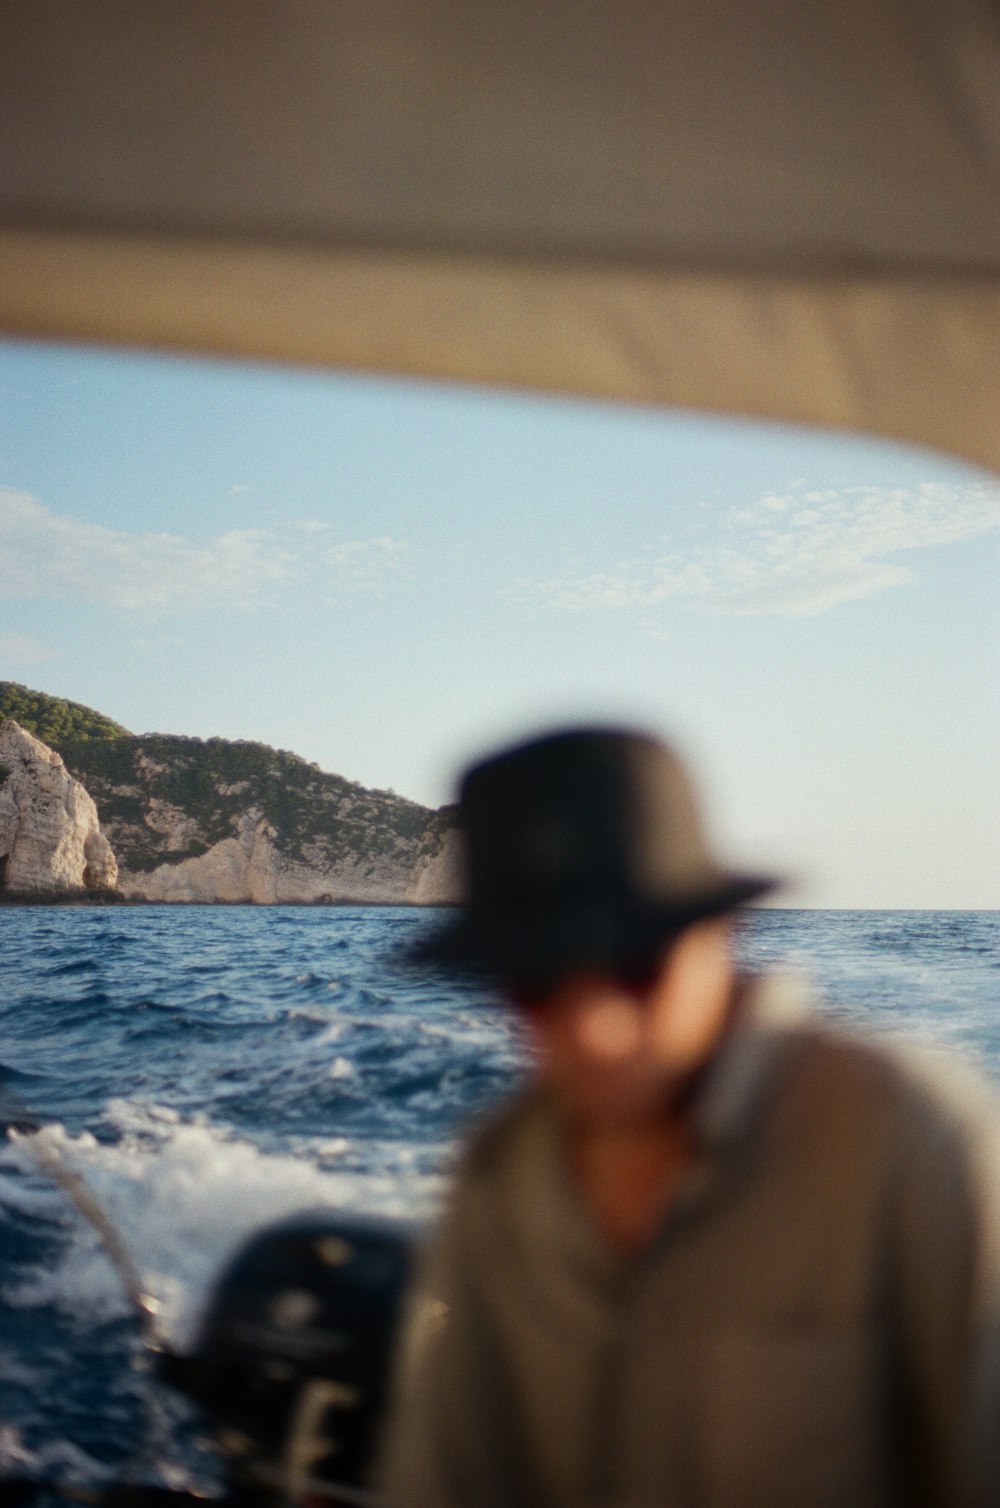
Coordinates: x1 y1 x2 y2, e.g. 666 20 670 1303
0 906 997 1485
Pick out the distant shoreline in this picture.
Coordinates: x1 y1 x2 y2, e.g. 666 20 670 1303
0 890 455 908
0 894 992 913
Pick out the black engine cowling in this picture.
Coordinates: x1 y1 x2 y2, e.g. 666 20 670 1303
161 1210 413 1505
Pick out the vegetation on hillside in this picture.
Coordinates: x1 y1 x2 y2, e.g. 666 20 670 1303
0 682 130 746
2 684 455 882
64 733 453 873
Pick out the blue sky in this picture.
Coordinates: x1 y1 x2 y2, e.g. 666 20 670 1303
1 337 998 907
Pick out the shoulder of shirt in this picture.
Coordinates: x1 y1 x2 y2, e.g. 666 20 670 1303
452 1082 552 1183
445 971 1000 1195
755 971 1000 1144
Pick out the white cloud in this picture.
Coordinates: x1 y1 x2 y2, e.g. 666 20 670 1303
0 632 58 666
0 491 408 613
524 482 1000 621
527 568 651 612
324 536 408 590
0 490 294 610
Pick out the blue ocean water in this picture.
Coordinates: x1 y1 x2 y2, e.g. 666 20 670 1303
0 905 997 1487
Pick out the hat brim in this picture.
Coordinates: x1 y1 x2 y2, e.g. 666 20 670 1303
402 873 777 984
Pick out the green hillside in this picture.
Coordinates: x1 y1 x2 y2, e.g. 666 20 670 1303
0 684 455 886
63 731 448 873
0 682 130 746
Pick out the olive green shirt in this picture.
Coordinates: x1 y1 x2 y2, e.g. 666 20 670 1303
379 977 1000 1507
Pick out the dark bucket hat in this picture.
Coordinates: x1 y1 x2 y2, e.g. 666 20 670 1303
409 727 776 985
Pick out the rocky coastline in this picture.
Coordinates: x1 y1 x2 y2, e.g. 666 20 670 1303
0 686 461 907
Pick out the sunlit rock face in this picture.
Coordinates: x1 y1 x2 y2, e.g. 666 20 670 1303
115 809 280 903
0 719 118 896
0 687 461 906
407 827 463 904
65 737 464 905
116 810 463 905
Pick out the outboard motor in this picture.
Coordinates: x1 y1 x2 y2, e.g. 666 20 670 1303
162 1211 412 1506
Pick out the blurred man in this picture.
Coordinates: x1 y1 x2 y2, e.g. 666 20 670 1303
379 727 1000 1507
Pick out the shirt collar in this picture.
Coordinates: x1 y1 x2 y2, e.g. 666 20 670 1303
691 970 811 1153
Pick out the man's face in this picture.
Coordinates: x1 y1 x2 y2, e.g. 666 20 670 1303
513 918 736 1126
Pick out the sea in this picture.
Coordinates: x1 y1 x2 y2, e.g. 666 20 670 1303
0 905 998 1494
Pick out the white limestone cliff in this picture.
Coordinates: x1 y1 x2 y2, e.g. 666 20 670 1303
116 808 463 905
407 827 463 903
0 712 460 905
0 719 118 896
116 810 279 903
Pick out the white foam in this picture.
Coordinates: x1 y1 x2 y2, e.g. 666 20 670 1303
312 1020 346 1046
0 1101 439 1350
308 1136 351 1161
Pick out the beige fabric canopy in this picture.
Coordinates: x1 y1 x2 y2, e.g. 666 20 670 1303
3 0 1000 468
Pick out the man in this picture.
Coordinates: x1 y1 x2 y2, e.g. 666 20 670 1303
379 727 1000 1507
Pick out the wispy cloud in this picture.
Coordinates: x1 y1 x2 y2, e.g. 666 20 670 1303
324 536 408 589
0 492 408 612
521 482 1000 620
0 632 59 666
290 522 409 590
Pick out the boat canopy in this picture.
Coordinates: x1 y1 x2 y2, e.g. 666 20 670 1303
3 0 1000 468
